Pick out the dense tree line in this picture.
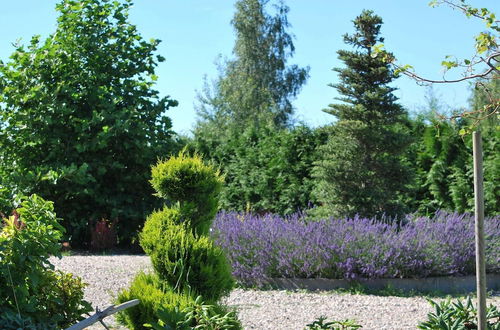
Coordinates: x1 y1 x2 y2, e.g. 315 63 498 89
0 0 497 248
194 2 499 219
405 79 499 216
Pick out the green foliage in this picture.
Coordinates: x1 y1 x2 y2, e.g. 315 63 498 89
116 272 196 330
0 0 179 246
406 80 499 215
197 0 308 129
0 195 92 328
193 0 315 216
141 216 234 302
314 10 412 219
120 152 237 329
418 296 500 329
407 118 473 214
305 316 362 330
193 124 326 214
0 312 52 330
148 295 242 330
150 152 223 234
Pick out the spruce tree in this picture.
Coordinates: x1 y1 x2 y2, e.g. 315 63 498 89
314 10 412 219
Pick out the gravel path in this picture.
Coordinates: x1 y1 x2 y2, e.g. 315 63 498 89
51 255 500 330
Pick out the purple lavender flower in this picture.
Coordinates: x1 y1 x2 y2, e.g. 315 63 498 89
211 211 500 287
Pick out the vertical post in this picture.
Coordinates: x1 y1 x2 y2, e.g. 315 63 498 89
473 131 486 330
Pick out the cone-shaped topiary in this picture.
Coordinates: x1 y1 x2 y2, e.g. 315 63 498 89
118 151 236 328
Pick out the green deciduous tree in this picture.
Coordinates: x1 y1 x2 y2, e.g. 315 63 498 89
0 0 178 246
196 0 309 129
193 0 314 215
313 10 412 219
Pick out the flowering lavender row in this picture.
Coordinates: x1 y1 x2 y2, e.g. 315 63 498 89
211 211 500 286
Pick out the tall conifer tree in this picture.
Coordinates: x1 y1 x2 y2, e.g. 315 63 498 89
314 10 412 218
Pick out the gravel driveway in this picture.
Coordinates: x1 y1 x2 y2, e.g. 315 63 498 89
51 255 500 330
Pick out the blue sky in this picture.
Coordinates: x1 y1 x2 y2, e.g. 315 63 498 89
1 0 498 135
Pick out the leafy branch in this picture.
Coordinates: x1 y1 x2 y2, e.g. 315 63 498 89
371 0 499 123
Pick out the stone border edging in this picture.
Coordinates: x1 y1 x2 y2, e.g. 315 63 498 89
268 274 500 294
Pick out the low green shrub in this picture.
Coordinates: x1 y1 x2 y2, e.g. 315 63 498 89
418 296 500 329
0 194 91 327
147 295 242 330
41 270 91 328
305 316 362 330
116 272 196 330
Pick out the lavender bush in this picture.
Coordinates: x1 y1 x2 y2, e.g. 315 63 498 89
211 211 500 286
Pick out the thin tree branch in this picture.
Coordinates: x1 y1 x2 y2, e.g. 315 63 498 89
440 0 500 23
397 52 499 84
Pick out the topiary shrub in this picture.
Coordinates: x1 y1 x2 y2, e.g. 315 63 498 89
140 207 183 254
116 272 195 330
0 194 92 328
141 216 233 301
149 152 223 235
118 151 237 328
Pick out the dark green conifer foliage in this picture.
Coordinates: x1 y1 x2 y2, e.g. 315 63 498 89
314 10 412 218
406 78 499 215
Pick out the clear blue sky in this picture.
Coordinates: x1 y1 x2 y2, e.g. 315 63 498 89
1 0 498 135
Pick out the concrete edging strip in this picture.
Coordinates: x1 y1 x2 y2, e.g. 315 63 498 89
268 274 500 294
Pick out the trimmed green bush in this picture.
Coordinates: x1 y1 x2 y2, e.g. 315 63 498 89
142 217 233 301
118 151 237 328
150 152 223 235
116 272 195 330
140 207 183 255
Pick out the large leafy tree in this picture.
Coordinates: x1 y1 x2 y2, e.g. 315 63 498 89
0 0 178 245
314 10 412 219
196 0 308 129
193 0 313 214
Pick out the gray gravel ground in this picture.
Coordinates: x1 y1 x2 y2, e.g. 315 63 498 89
51 255 500 330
